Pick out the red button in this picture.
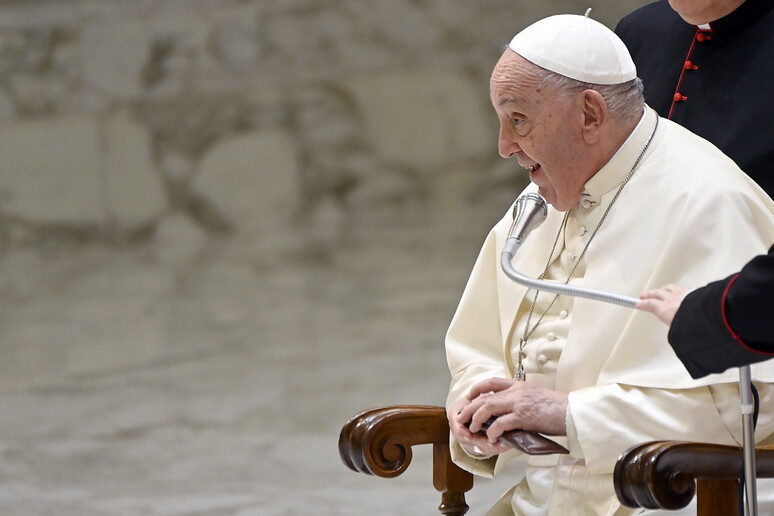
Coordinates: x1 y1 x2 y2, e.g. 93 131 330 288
673 93 687 102
684 60 697 70
696 32 711 42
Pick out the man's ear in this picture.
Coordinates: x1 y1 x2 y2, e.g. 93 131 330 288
580 89 607 144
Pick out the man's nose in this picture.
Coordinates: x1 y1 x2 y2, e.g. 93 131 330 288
498 126 521 159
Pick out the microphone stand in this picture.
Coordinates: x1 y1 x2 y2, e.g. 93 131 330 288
501 193 758 516
740 365 758 516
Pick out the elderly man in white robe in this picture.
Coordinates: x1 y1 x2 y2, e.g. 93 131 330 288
445 12 774 516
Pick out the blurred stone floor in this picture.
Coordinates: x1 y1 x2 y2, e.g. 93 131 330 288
0 198 520 515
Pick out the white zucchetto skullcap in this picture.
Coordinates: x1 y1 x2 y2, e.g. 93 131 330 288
508 11 636 85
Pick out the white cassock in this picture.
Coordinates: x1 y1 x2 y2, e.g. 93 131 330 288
445 107 774 515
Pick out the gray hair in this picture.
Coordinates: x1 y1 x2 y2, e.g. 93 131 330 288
533 66 644 122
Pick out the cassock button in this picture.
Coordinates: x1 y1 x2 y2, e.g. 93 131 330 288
581 199 592 209
696 32 711 42
538 354 548 365
546 332 556 341
673 92 687 102
559 310 568 319
684 60 697 70
578 226 586 236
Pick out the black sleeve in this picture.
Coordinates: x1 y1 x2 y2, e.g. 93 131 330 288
668 246 774 378
723 248 774 346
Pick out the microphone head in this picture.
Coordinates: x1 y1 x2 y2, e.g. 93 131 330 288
508 192 547 242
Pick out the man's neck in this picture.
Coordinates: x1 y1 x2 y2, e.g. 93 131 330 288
674 0 746 25
594 109 645 175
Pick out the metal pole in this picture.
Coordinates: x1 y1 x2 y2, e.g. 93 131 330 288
739 365 758 516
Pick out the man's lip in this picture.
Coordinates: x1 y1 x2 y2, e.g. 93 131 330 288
517 160 540 171
529 163 541 177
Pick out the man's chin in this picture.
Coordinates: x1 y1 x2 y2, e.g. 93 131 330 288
535 189 573 212
531 183 553 204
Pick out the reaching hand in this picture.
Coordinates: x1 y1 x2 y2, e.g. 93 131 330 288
637 283 692 326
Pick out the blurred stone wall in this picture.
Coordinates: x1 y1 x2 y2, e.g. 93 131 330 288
0 0 648 262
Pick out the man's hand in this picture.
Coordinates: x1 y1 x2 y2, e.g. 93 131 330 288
449 395 511 458
450 377 569 457
638 284 692 326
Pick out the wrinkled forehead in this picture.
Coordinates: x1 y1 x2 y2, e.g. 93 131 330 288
489 50 545 105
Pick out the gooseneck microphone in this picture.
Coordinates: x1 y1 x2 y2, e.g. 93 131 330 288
500 192 758 516
500 192 639 309
504 192 548 251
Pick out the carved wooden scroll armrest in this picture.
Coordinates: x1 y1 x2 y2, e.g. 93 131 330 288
615 441 774 516
339 405 474 516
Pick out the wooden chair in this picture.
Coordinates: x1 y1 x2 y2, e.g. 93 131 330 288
339 405 473 515
339 404 774 515
615 440 774 516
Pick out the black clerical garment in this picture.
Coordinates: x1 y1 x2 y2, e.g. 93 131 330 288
669 245 774 378
616 0 774 195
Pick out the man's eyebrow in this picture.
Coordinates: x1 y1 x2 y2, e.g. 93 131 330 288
498 96 523 107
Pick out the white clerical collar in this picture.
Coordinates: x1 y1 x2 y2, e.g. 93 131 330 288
583 106 656 199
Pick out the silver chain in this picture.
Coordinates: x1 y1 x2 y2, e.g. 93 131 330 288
515 116 659 381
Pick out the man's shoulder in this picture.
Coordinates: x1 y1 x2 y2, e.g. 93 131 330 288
644 119 774 218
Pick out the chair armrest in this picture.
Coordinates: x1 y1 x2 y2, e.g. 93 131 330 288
615 441 774 514
339 405 474 515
